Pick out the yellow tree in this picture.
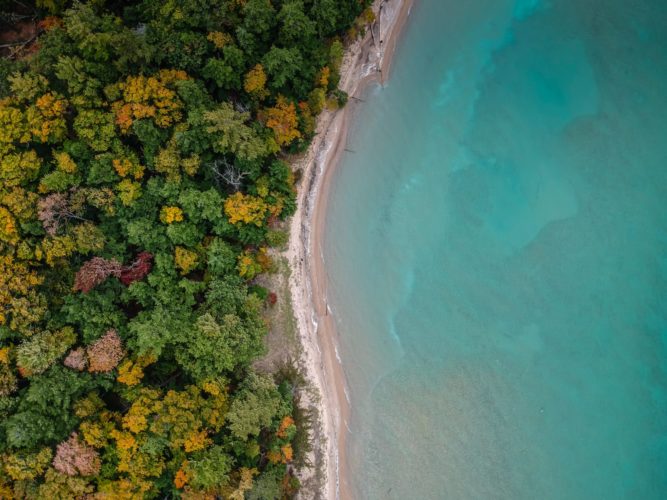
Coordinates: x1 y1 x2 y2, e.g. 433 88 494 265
224 192 267 226
316 66 330 87
0 206 19 245
243 64 268 100
160 206 184 224
226 468 257 500
236 250 262 280
54 151 77 173
37 235 77 266
112 157 144 181
0 99 29 156
264 96 301 146
1 448 52 481
1 187 38 226
26 92 69 143
0 255 45 333
94 383 228 483
1 149 41 188
116 355 156 387
207 31 233 49
110 70 189 133
154 136 200 182
174 247 198 275
116 179 142 206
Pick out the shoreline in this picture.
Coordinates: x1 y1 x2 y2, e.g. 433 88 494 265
285 1 415 498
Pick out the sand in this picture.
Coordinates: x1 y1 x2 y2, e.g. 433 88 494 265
285 1 415 498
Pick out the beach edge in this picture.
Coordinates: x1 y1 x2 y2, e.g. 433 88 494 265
285 1 415 498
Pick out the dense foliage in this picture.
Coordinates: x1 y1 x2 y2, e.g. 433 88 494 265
0 0 372 497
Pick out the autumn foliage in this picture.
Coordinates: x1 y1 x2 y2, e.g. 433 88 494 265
63 348 87 371
72 252 152 292
0 0 372 496
224 192 268 226
111 70 188 133
244 64 268 100
264 96 301 146
86 329 124 373
119 252 153 286
73 257 122 293
52 433 101 477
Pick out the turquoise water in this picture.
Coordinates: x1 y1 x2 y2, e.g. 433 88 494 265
323 0 667 498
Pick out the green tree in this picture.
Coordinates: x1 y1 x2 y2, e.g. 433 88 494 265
246 466 284 500
311 0 341 37
175 311 263 381
1 150 41 188
178 187 223 225
236 0 277 56
3 366 101 449
63 2 151 73
262 47 303 93
206 238 236 276
202 45 246 90
55 56 104 107
16 327 77 377
73 110 116 152
7 71 49 103
278 0 316 46
186 445 233 490
204 103 269 161
226 372 286 441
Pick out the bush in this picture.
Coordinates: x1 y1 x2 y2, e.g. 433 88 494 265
266 229 289 249
333 88 349 108
248 284 269 301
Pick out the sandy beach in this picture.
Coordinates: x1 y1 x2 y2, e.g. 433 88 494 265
285 1 415 498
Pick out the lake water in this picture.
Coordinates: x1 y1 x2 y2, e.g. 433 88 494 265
323 0 667 498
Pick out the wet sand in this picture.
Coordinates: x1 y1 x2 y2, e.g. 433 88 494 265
285 1 415 498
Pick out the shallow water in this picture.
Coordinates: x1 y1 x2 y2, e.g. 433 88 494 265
323 0 667 498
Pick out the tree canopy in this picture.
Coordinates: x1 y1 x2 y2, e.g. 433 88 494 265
0 0 373 497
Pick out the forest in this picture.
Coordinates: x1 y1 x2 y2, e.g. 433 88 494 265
0 0 372 497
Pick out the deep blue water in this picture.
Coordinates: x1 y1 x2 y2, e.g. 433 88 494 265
323 0 667 498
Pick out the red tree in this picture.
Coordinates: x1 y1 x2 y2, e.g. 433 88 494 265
120 251 153 285
73 257 122 293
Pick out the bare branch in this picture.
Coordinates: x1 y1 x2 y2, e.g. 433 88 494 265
0 12 34 23
0 34 37 49
208 158 249 192
233 101 250 114
38 193 88 236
